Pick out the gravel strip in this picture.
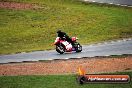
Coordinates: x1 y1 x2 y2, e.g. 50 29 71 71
0 1 34 10
0 56 132 76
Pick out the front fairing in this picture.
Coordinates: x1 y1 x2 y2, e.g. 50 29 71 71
54 37 60 45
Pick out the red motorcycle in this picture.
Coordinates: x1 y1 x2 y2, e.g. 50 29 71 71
54 37 82 54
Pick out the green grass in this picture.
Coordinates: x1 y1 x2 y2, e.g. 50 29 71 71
0 0 132 54
0 71 132 88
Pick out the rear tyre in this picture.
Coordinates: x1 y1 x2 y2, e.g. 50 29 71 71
75 43 82 52
56 44 65 54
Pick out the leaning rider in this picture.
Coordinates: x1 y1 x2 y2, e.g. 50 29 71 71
57 30 74 45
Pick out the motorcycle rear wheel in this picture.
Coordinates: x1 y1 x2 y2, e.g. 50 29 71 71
74 43 82 52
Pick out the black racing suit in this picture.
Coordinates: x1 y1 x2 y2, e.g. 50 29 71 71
57 31 73 45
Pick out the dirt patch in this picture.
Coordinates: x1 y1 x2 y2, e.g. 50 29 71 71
0 56 132 76
0 1 34 10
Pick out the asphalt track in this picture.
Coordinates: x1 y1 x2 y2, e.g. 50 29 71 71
83 0 132 6
0 39 132 64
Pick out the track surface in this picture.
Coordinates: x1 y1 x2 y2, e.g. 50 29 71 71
84 0 132 6
0 39 132 64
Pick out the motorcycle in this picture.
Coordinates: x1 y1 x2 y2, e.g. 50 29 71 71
54 37 82 54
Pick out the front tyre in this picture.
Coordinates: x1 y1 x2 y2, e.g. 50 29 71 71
56 45 65 54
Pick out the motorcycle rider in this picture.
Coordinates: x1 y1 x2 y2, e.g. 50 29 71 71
57 30 74 45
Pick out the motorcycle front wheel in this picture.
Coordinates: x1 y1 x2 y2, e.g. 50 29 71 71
56 45 65 54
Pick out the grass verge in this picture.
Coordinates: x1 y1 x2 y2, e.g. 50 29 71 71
0 71 132 88
0 0 132 54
